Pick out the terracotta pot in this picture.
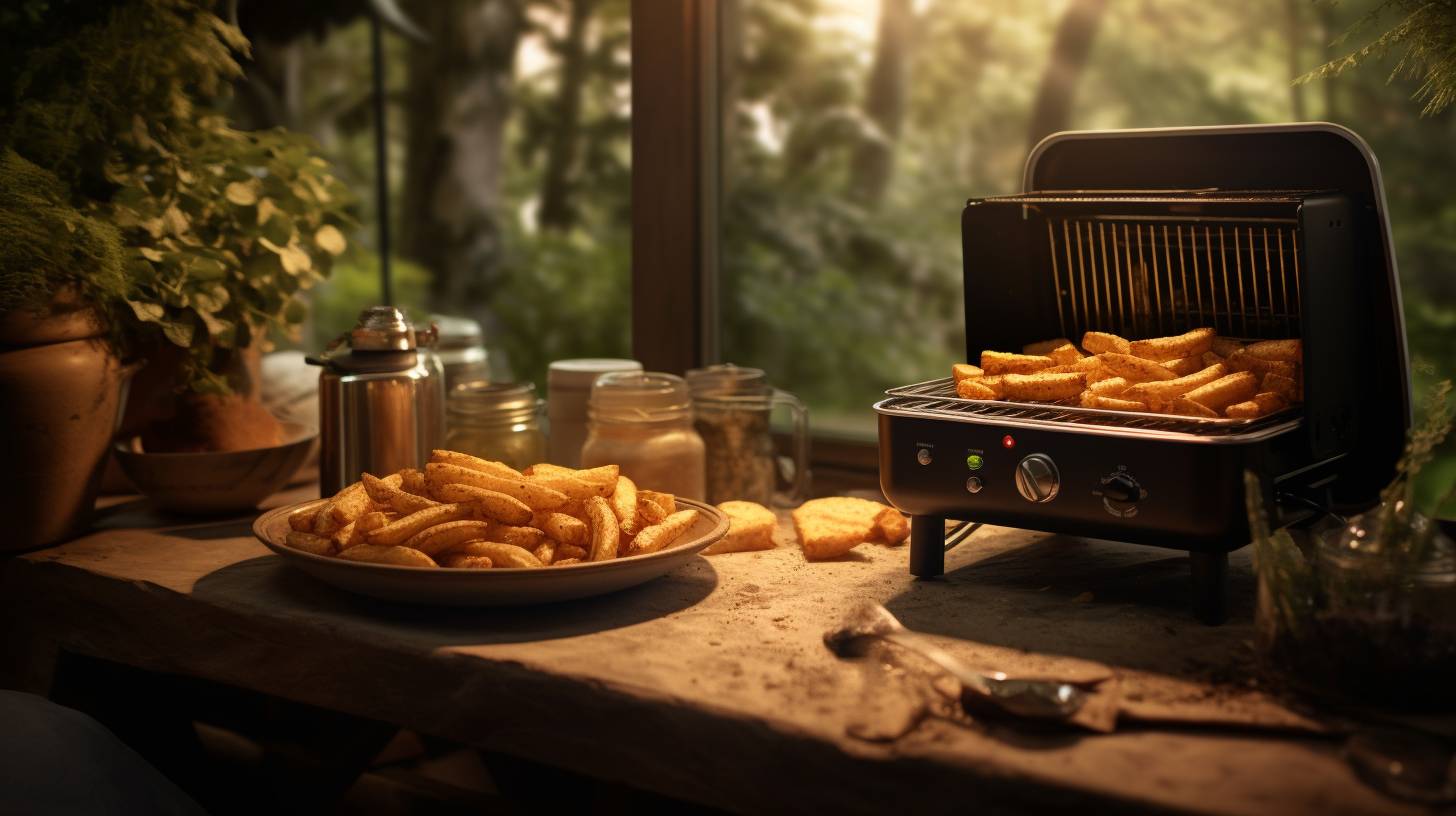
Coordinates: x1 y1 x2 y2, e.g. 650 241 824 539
0 303 135 552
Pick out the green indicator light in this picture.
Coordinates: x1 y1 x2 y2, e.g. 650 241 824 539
966 454 984 471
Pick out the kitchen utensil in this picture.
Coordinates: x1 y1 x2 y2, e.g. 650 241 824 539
686 363 810 506
825 603 1087 721
113 422 316 514
308 306 444 495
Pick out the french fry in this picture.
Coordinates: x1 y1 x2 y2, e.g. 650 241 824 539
447 540 542 568
1128 327 1215 362
400 468 429 496
1000 371 1086 401
1163 355 1204 377
1081 331 1131 355
328 480 374 524
639 490 676 516
627 509 700 556
553 558 582 566
956 378 997 400
1226 349 1299 379
443 554 493 569
1087 376 1130 397
337 544 438 568
1210 337 1243 358
526 470 613 500
636 493 668 526
1262 372 1301 403
1243 338 1302 363
1121 363 1229 409
402 520 493 556
330 520 357 550
1097 353 1177 382
977 375 1006 397
285 531 334 556
980 350 1055 375
585 496 620 561
366 502 475 547
611 475 639 535
431 482 533 525
1084 395 1149 411
1202 351 1227 368
425 462 568 510
1021 337 1073 356
362 472 438 514
288 506 319 532
483 522 547 549
1046 343 1084 366
532 510 588 547
339 511 391 552
1226 392 1290 419
874 506 909 545
528 463 621 490
1167 397 1220 418
1182 372 1259 413
532 540 558 565
429 449 523 479
952 363 983 382
556 543 587 562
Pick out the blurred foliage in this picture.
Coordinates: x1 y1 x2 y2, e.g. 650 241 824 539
1301 0 1456 116
307 251 431 348
0 0 350 392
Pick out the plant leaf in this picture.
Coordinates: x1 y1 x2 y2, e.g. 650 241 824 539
224 181 257 206
314 224 347 255
126 299 165 323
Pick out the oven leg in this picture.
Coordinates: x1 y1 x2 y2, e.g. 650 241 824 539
909 515 945 578
1190 551 1228 625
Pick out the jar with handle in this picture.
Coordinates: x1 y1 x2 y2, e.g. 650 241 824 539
686 364 810 506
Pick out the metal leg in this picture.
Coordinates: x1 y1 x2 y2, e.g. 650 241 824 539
1190 550 1228 625
909 515 945 578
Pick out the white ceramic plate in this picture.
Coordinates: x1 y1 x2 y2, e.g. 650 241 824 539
252 498 728 606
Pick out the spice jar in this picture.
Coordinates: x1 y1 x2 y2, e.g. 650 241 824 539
686 364 809 506
445 381 545 470
581 371 705 500
547 358 642 467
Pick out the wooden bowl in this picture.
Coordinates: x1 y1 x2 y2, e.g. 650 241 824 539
113 422 316 515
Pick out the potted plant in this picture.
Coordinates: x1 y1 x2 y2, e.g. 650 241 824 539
0 0 350 547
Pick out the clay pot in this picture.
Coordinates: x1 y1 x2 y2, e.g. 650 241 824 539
0 301 136 552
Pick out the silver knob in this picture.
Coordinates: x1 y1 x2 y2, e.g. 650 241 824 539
1014 454 1060 503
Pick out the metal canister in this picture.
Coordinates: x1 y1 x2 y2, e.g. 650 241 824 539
308 306 444 496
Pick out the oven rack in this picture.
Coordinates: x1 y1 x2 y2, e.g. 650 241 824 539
875 377 1300 444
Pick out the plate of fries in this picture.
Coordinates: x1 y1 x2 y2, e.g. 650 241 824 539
953 328 1304 421
252 450 728 605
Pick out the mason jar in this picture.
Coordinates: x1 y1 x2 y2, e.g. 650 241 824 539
581 371 705 500
445 381 545 470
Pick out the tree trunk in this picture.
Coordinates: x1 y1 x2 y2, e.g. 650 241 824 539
1284 0 1307 120
849 0 915 208
1315 0 1339 120
538 0 596 231
1024 0 1108 152
401 0 524 310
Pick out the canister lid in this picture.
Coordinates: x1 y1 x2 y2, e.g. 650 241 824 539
548 358 643 390
351 306 416 351
431 314 484 350
449 380 540 415
685 363 770 397
588 371 691 422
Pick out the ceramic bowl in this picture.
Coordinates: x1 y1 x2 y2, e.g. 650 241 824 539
113 422 316 515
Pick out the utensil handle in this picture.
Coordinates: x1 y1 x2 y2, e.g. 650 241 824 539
771 389 810 507
882 630 992 696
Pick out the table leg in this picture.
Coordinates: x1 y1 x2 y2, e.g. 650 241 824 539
909 515 945 578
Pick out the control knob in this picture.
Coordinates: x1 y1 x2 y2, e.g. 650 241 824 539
1014 454 1060 503
1098 472 1146 517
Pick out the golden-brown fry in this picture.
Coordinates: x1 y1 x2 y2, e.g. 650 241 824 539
1128 327 1215 362
527 463 621 489
285 530 334 556
532 540 557 565
1167 397 1220 418
1121 363 1229 409
363 472 438 514
639 490 676 516
1182 372 1259 413
400 468 428 496
874 506 909 545
483 522 546 550
611 475 639 535
1202 351 1227 368
532 510 588 547
627 509 700 556
1226 391 1290 419
956 379 997 400
331 520 357 550
1082 331 1131 355
1087 376 1130 397
1226 349 1299 379
527 471 612 501
556 543 587 562
977 375 1006 397
338 544 438 567
449 540 542 568
366 503 475 546
952 363 983 382
429 449 524 478
1163 355 1204 377
1021 337 1073 356
585 496 620 561
1210 337 1243 358
1262 372 1301 403
553 558 582 566
1000 371 1087 401
425 462 568 510
402 520 493 556
635 494 668 526
980 350 1055 375
442 554 494 569
1083 395 1149 411
1097 353 1178 382
339 511 390 551
431 482 534 525
288 506 319 532
329 480 374 524
1046 343 1085 366
1244 338 1302 363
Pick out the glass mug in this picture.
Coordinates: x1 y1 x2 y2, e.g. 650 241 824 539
686 364 809 507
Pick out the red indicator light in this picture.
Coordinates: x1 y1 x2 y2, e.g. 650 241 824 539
1002 434 1016 449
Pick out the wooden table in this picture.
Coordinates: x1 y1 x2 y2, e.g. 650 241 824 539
0 488 1420 815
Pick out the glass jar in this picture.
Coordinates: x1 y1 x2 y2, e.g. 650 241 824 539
445 381 545 470
546 358 642 468
581 371 705 500
686 364 809 506
430 313 490 391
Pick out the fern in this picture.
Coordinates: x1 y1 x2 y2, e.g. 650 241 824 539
1297 1 1456 116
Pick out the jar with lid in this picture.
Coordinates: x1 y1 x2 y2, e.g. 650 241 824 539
445 381 545 470
686 364 809 506
430 313 490 392
547 358 642 467
581 371 705 500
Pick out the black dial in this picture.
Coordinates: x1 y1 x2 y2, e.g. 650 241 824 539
1100 473 1141 504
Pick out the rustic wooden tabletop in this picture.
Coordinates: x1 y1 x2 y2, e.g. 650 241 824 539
0 486 1423 815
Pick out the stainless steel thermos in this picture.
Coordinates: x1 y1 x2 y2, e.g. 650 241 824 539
309 306 444 496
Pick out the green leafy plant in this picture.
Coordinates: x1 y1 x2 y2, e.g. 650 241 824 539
1298 0 1456 116
0 0 351 392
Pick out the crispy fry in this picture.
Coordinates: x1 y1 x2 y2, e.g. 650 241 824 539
1167 397 1219 418
1226 349 1299 379
448 540 543 568
402 520 493 556
639 490 676 516
425 462 568 510
956 378 997 400
288 506 320 532
339 511 390 551
400 468 428 496
1244 338 1302 363
952 363 983 383
1262 372 1301 403
1097 352 1177 382
556 544 587 561
635 493 668 526
553 558 582 566
1121 363 1229 409
526 470 612 500
429 449 523 478
1128 327 1215 362
1000 371 1086 401
980 350 1055 375
585 496 620 561
483 522 546 550
329 480 374 524
611 475 639 535
627 509 700 556
1210 337 1243 358
1081 331 1131 355
362 472 438 514
874 506 909 545
527 462 621 488
1045 343 1084 366
1182 372 1259 413
1202 351 1227 368
977 375 1006 397
1083 394 1149 411
1087 376 1130 397
1226 391 1290 419
1021 337 1074 356
338 544 438 568
285 530 334 556
532 510 588 547
1163 355 1204 377
532 540 557 565
443 554 493 569
430 482 534 525
366 502 475 547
